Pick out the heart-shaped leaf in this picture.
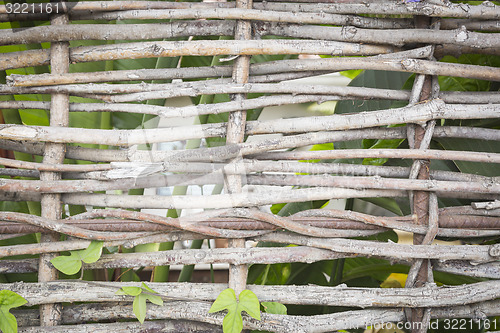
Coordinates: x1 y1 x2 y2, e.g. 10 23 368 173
50 251 82 276
210 288 261 333
0 290 28 333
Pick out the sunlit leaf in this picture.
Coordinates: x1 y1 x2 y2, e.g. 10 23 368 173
0 290 28 333
50 251 82 276
261 302 287 315
80 241 104 264
133 293 147 324
210 288 261 333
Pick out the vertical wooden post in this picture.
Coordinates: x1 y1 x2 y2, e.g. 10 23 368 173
38 0 69 326
226 0 253 296
408 15 440 333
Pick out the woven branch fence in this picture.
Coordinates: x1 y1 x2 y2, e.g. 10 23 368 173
0 0 500 332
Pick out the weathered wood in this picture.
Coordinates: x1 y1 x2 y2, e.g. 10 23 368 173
4 280 500 308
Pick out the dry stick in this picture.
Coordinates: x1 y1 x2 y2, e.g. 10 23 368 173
19 320 220 333
0 0 235 14
255 149 500 165
407 18 438 329
3 247 500 277
1 205 498 242
37 9 69 326
1 209 499 235
0 39 395 71
0 212 157 241
254 1 500 19
246 174 500 195
0 94 346 118
2 125 500 166
0 44 431 91
0 128 499 179
225 0 253 297
116 156 499 183
4 21 499 49
3 1 498 20
2 95 500 120
257 22 500 49
17 319 221 333
0 21 234 45
90 246 352 269
3 100 500 145
15 301 500 333
432 260 500 279
293 208 500 238
440 18 500 31
12 300 500 333
256 232 499 263
70 7 404 28
7 54 500 85
3 140 500 188
0 156 111 172
60 187 406 210
2 84 500 105
4 280 500 308
0 232 208 258
3 173 500 196
70 39 394 61
13 189 497 208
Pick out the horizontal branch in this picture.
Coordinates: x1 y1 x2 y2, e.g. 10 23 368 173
72 7 404 28
59 187 403 210
2 173 499 197
256 1 500 19
1 21 233 46
2 101 500 145
2 1 497 20
4 280 500 308
0 232 207 258
2 82 500 104
0 39 395 71
2 125 499 166
255 149 500 165
4 20 498 50
256 232 499 263
258 22 500 49
13 299 500 332
7 55 500 85
4 253 499 278
0 94 347 119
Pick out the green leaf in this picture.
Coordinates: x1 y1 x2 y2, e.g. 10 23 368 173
80 241 103 264
340 69 363 80
144 294 163 306
50 241 103 275
140 282 156 294
116 286 142 297
209 288 237 314
248 263 291 285
223 308 244 333
238 290 261 321
439 54 499 93
0 290 27 333
210 288 261 333
261 302 287 315
50 251 83 276
133 293 147 324
334 70 411 152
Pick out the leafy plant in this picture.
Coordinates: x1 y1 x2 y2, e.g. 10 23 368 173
252 302 288 333
260 302 287 315
116 282 164 324
0 290 27 333
50 241 103 276
209 288 261 333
